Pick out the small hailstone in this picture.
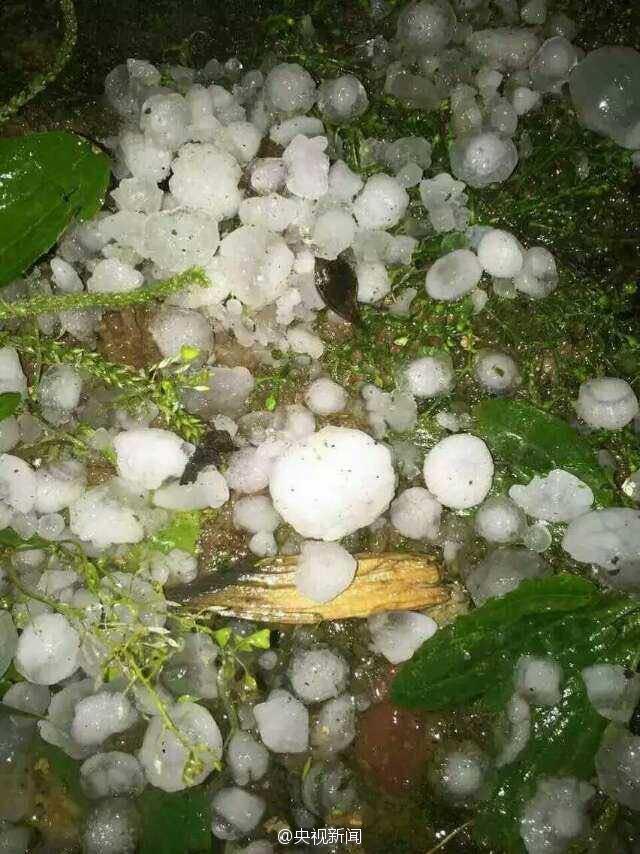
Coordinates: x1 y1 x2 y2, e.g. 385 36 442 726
470 288 488 313
269 426 396 541
114 428 192 489
226 731 269 786
328 159 364 201
138 702 223 792
353 174 409 230
70 485 144 548
497 693 531 767
144 210 220 273
120 130 172 183
295 541 357 603
304 378 348 416
520 777 594 854
582 664 640 723
51 257 83 292
596 726 640 810
467 547 547 605
35 461 86 513
283 135 330 200
0 454 37 513
509 469 594 523
438 748 489 800
390 487 442 540
425 249 482 301
474 350 521 394
38 365 82 412
530 36 579 94
475 496 526 543
435 410 460 431
149 307 213 361
389 286 417 316
286 325 325 359
264 63 316 115
403 354 455 398
87 258 143 293
395 0 456 53
211 787 266 841
512 86 542 116
562 508 640 571
2 681 50 716
513 246 558 298
466 28 540 71
477 229 523 278
312 209 356 260
185 365 254 418
150 548 198 585
253 689 309 753
289 648 349 704
140 92 189 150
233 495 280 533
250 158 287 195
71 691 137 746
15 613 79 685
0 416 19 453
80 752 146 799
249 532 277 557
82 798 139 854
111 177 162 214
368 611 437 664
226 444 283 495
311 694 357 754
217 121 262 164
450 131 518 188
423 434 494 509
317 74 368 123
356 261 391 304
162 633 219 700
575 377 639 430
515 655 562 706
169 142 242 219
239 194 297 233
269 115 324 147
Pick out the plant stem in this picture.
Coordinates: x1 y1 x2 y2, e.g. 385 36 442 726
425 820 473 854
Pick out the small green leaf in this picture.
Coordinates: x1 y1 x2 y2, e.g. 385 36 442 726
213 627 232 648
151 511 201 555
0 527 49 550
473 399 618 506
0 392 21 421
235 628 271 652
0 132 110 286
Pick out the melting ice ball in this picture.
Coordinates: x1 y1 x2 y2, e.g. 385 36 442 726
574 377 639 430
423 434 493 509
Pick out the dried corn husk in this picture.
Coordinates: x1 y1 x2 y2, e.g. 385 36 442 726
170 552 449 624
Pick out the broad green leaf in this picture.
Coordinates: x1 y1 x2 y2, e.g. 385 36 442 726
473 399 617 506
0 392 21 421
151 511 202 555
138 786 213 854
0 132 110 286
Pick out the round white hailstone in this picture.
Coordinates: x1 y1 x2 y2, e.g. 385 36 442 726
82 798 139 854
368 611 437 664
233 495 280 533
475 496 526 543
512 86 542 116
0 611 18 678
120 130 172 183
353 174 409 230
423 434 494 510
270 427 396 540
15 613 79 685
38 365 82 412
211 787 266 841
184 365 255 418
304 378 348 416
523 519 553 552
144 210 220 273
562 508 640 570
239 194 297 233
2 681 50 716
111 177 162 214
87 258 143 293
509 469 594 523
250 157 287 195
317 75 369 123
264 63 316 115
289 648 349 704
35 461 85 514
575 377 639 430
0 347 27 398
225 444 283 495
249 530 277 557
515 655 563 706
253 689 309 753
450 132 518 188
51 256 83 292
466 547 547 605
0 454 36 513
531 36 579 94
80 752 146 799
477 229 524 278
140 93 190 150
114 428 192 489
283 134 330 200
149 307 213 361
295 540 357 603
269 115 325 147
138 702 223 792
226 731 270 787
356 261 391 304
513 246 559 298
520 777 594 854
328 159 364 201
311 694 357 754
69 485 144 548
312 209 356 260
390 487 442 540
403 354 455 398
169 143 242 219
396 0 456 53
218 121 263 164
0 416 19 453
596 727 640 811
439 750 487 799
474 350 521 394
582 664 640 723
71 691 137 747
425 249 482 301
286 326 325 359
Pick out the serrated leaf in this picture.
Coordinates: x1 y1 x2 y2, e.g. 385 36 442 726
151 511 201 555
0 132 110 286
473 399 617 507
0 392 21 421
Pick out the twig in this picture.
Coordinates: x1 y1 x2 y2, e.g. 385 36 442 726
425 820 473 854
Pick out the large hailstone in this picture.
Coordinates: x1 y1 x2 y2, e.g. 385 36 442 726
264 63 316 115
574 377 639 430
114 428 192 489
450 131 518 188
476 229 523 278
509 469 594 523
562 509 640 570
425 249 482 301
317 75 369 123
353 174 409 230
396 1 457 54
520 777 594 854
423 434 493 509
269 426 396 541
169 143 242 219
15 613 80 685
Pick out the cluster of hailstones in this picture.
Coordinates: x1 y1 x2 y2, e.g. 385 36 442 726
2 1 640 850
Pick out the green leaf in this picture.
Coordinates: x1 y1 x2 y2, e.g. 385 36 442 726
151 511 202 555
0 392 21 421
0 527 49 550
137 786 213 854
473 399 618 506
0 132 110 286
